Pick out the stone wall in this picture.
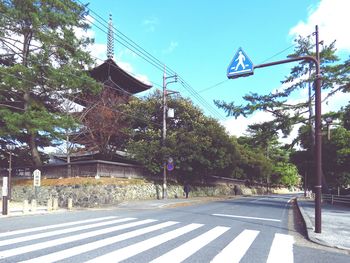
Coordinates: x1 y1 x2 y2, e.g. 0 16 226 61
4 181 276 208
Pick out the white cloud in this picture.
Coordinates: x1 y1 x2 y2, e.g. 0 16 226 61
222 87 348 145
142 17 159 32
88 43 107 62
74 15 95 40
117 61 134 73
222 111 274 138
162 41 179 54
289 0 350 52
117 61 152 86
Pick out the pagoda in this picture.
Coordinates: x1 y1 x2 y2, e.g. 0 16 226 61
66 14 152 162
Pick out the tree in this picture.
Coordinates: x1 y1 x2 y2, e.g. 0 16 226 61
291 112 350 190
272 162 300 188
215 36 349 189
122 92 241 181
0 0 100 166
74 86 128 160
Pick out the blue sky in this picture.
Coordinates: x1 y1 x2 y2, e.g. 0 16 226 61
84 0 349 139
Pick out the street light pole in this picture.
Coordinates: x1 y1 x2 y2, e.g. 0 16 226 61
229 25 322 233
314 25 322 233
162 66 177 199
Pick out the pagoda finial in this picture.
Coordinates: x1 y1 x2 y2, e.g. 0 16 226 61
107 14 114 59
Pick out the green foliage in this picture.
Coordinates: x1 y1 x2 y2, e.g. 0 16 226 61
0 0 100 165
122 92 241 181
235 142 272 183
292 118 350 189
322 126 350 188
272 162 300 187
121 91 301 187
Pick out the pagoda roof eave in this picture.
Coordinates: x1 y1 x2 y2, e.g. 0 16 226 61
89 59 152 94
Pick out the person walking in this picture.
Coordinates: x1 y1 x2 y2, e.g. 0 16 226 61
184 183 190 198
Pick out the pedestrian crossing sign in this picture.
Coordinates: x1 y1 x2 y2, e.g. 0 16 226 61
227 47 254 79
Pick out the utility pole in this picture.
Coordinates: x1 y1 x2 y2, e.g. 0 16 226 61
162 66 177 199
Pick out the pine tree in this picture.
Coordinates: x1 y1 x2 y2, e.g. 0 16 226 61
0 0 100 166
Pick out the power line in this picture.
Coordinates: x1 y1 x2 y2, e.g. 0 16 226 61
198 80 229 93
78 3 226 120
2 3 225 120
196 40 312 95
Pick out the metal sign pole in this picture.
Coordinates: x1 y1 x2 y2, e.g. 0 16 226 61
228 27 322 232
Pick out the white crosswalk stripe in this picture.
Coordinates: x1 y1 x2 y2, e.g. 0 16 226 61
211 229 260 263
85 223 204 263
0 218 155 259
0 216 295 263
150 226 229 263
0 216 116 238
267 233 294 263
0 217 135 246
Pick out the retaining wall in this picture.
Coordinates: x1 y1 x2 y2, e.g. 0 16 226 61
1 180 292 208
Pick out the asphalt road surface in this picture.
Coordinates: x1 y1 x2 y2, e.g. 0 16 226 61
0 194 348 262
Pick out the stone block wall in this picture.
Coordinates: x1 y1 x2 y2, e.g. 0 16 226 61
0 181 291 208
7 182 249 208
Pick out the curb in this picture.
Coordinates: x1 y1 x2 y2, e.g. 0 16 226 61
295 198 314 234
0 208 67 218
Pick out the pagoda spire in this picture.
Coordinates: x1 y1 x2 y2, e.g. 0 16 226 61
107 14 114 59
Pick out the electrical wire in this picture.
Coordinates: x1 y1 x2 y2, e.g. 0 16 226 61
195 36 315 95
76 3 227 119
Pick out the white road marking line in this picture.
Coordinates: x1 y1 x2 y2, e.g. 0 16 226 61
20 221 178 263
85 223 204 263
212 213 281 222
151 226 229 263
267 233 294 263
0 216 117 238
211 229 259 263
0 219 156 259
0 217 135 246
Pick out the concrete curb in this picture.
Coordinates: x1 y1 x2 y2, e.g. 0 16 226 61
295 198 314 233
0 207 68 218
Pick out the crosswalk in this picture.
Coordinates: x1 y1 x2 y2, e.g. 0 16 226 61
0 216 294 263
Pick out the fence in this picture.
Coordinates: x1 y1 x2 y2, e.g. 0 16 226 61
322 194 350 206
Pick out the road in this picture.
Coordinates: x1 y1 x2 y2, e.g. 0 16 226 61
0 194 348 262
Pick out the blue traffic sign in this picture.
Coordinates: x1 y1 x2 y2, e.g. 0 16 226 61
227 47 254 79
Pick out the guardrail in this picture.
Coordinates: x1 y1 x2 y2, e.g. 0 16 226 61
322 194 350 206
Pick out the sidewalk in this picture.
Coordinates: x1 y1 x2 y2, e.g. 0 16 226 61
0 196 228 217
296 198 350 251
0 200 64 217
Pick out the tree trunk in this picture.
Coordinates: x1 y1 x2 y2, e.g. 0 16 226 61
22 27 42 166
29 132 42 167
